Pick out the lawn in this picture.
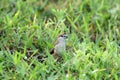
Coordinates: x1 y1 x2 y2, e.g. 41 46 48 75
0 0 120 80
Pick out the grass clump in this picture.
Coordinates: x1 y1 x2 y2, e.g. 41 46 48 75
0 0 120 79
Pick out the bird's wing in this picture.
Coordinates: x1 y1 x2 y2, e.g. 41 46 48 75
50 48 54 54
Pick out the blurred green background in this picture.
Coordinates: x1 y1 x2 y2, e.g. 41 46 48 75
0 0 120 80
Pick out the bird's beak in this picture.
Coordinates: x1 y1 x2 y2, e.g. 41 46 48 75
65 35 68 40
65 36 68 39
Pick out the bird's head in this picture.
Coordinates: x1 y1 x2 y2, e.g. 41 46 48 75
57 33 68 42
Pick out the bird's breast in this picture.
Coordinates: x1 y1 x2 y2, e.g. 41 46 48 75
54 43 66 54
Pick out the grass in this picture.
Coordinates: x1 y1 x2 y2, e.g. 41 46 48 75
0 0 120 80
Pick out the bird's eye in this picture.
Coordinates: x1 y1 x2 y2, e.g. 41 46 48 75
63 35 68 38
61 35 63 37
61 35 65 37
59 34 68 38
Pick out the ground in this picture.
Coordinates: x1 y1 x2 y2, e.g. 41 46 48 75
0 0 120 80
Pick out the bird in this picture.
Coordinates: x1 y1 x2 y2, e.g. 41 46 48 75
36 33 68 62
50 33 68 60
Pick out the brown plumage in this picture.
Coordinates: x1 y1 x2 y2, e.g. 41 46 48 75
50 48 54 54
